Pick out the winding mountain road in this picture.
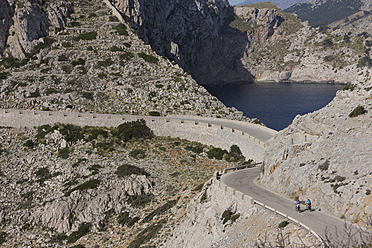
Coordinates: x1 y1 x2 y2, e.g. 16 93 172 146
221 168 370 245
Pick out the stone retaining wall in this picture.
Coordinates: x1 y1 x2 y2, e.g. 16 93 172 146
0 109 268 161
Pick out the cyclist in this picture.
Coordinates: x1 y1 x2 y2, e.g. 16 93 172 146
307 198 311 211
295 199 301 212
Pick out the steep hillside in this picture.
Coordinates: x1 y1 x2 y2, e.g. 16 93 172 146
237 0 305 9
114 0 371 84
260 68 372 228
285 0 372 27
0 121 251 247
0 0 248 121
232 2 371 83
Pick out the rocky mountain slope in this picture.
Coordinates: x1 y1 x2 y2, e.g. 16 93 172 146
0 120 251 247
286 0 372 27
237 0 305 9
260 68 372 228
0 0 247 121
114 0 371 84
232 2 371 83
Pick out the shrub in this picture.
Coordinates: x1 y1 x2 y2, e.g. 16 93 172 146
68 21 80 27
67 222 91 243
58 54 69 61
149 111 161 116
23 139 35 148
278 220 289 228
129 149 146 159
29 88 41 98
221 210 240 225
58 147 69 159
50 233 68 244
81 91 94 100
113 24 128 36
127 194 153 208
115 164 149 177
318 160 330 171
117 211 139 227
109 46 121 52
71 58 85 67
366 189 371 195
207 147 228 160
349 106 367 118
191 145 203 154
228 145 245 161
45 88 57 95
138 52 159 64
65 179 101 196
97 58 114 67
62 65 73 74
0 232 7 245
62 42 73 48
192 183 204 192
0 72 10 80
74 31 97 40
113 119 153 143
342 83 356 91
141 200 177 223
83 127 109 141
128 219 166 248
119 52 134 60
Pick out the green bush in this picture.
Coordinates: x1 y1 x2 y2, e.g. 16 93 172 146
141 200 177 223
0 72 10 79
81 91 94 100
207 147 227 160
109 46 121 52
65 179 101 196
115 164 149 177
342 83 356 91
149 111 161 116
138 52 159 64
113 24 128 36
23 139 35 148
119 51 134 60
58 147 69 159
318 160 330 171
278 220 289 228
129 149 146 159
127 194 153 208
191 145 203 154
68 21 81 27
349 106 367 118
128 219 166 248
97 58 114 67
117 211 139 227
71 58 85 67
74 31 97 41
67 222 91 243
62 65 73 74
45 88 57 95
62 42 73 48
0 232 7 245
29 88 41 98
49 233 68 244
221 209 240 224
113 119 153 143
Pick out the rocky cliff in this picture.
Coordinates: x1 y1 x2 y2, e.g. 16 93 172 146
114 0 371 84
0 0 72 59
115 0 255 84
260 68 372 227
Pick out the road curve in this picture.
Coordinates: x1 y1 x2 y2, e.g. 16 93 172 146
221 168 369 245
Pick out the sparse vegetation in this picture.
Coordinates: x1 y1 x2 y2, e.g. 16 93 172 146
115 164 150 177
349 106 367 118
221 209 240 225
138 52 159 64
67 222 91 243
278 220 289 228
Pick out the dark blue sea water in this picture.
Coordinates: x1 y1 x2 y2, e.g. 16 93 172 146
205 82 344 131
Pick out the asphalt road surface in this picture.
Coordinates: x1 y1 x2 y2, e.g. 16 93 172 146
221 168 370 246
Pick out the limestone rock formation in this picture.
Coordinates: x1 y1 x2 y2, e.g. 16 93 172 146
0 0 72 59
115 0 255 84
260 68 372 227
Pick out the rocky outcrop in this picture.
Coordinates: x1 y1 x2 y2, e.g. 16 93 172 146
0 0 12 55
0 0 71 59
260 68 372 227
115 0 255 84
